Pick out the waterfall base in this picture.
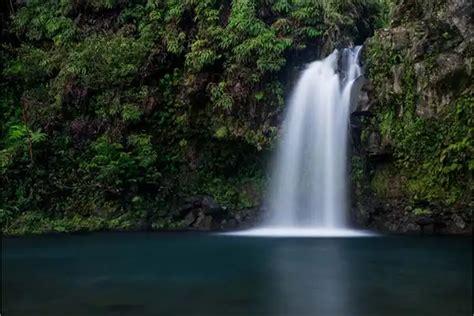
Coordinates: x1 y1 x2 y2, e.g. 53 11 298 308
225 227 374 237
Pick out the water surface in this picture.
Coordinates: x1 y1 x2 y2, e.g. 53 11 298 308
2 233 472 316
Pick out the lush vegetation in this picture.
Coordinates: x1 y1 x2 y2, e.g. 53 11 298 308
363 11 473 210
1 0 387 234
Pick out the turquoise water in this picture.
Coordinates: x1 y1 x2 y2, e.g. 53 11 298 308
2 233 472 316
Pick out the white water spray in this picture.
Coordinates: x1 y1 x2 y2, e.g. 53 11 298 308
232 47 369 237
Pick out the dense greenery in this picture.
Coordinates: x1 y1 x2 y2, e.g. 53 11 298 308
1 0 386 234
363 8 473 210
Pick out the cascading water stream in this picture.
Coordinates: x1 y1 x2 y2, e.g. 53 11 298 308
231 47 369 237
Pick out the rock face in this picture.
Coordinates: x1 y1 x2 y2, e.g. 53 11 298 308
350 0 473 235
174 195 261 231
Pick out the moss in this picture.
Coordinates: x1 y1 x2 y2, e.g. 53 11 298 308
351 156 365 188
370 165 405 198
192 170 265 210
412 208 432 217
365 20 473 207
2 212 134 236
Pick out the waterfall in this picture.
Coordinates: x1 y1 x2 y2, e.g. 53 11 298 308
266 46 362 228
231 47 369 237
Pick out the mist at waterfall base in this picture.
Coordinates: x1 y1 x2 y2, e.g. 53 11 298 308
233 47 369 237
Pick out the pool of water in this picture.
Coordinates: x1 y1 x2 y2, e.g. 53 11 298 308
2 233 472 316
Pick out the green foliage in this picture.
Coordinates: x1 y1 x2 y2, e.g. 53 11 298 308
1 0 385 234
55 34 149 90
351 156 365 186
370 165 400 197
193 170 265 209
214 126 228 139
366 34 473 205
382 94 472 203
2 212 135 235
12 0 77 45
82 134 159 191
412 208 432 217
373 0 396 28
85 137 136 188
0 123 47 171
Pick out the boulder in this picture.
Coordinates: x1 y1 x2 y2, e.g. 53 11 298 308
404 223 420 233
416 216 434 226
452 214 466 230
366 132 392 161
201 196 221 214
350 76 369 113
181 195 222 214
182 211 196 227
447 0 474 40
176 203 195 216
193 213 213 231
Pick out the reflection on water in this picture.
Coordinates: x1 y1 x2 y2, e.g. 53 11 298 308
268 239 351 316
2 233 472 316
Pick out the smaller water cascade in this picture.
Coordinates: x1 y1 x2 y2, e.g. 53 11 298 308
233 47 369 237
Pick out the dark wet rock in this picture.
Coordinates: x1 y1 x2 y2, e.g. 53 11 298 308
221 218 239 230
416 216 434 226
414 216 434 234
183 196 203 207
451 214 466 230
389 26 411 50
386 222 399 232
413 52 469 118
447 0 474 41
234 207 261 228
350 199 472 235
367 132 381 153
177 202 195 215
351 76 373 114
182 211 196 227
366 132 392 161
179 195 222 214
193 213 213 230
350 0 472 235
392 65 404 94
173 194 261 231
403 223 420 233
201 196 221 214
